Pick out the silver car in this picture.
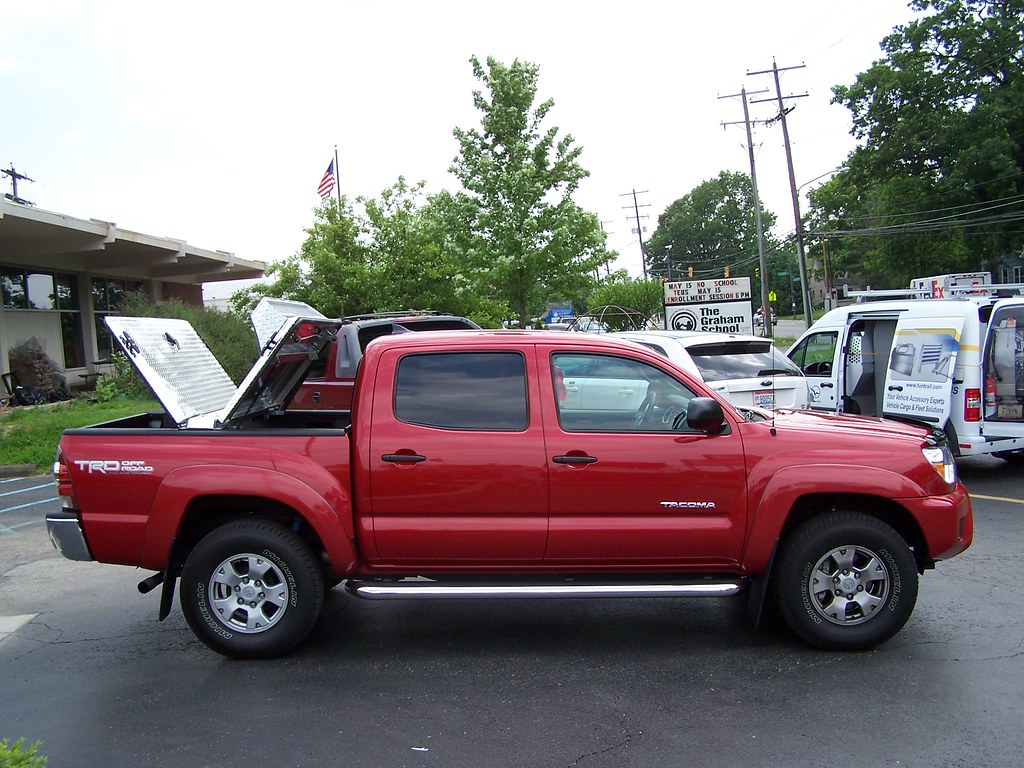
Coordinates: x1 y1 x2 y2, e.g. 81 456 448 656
611 330 809 410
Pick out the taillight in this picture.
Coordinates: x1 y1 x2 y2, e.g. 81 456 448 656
964 387 981 422
53 449 78 509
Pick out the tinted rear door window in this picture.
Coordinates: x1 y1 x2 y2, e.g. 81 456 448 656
395 351 528 430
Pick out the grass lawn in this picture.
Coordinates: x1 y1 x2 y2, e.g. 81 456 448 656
0 397 158 473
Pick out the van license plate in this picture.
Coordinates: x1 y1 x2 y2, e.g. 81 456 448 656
754 391 775 409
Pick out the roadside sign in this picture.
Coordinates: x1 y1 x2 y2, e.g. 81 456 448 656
663 278 754 333
768 290 777 302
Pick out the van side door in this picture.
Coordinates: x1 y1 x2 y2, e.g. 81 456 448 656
881 314 965 427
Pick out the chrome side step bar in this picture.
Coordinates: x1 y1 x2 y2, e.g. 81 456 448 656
347 579 745 600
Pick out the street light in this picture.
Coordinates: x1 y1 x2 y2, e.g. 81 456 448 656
798 166 849 196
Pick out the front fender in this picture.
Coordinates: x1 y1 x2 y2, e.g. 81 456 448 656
141 465 357 574
742 463 928 572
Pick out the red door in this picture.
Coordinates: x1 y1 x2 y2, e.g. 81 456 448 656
542 348 748 567
364 347 549 566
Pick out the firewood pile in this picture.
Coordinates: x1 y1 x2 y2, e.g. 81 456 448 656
8 337 68 402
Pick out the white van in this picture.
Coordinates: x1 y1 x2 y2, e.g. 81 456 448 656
787 274 1024 460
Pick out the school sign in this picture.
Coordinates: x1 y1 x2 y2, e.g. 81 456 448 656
663 277 754 333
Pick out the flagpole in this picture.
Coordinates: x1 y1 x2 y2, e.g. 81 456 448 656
334 145 341 206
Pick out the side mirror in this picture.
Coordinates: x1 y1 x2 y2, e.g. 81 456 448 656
686 397 727 433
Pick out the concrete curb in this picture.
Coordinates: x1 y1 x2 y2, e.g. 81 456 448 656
0 465 38 479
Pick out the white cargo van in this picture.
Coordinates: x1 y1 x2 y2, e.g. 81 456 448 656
787 273 1024 460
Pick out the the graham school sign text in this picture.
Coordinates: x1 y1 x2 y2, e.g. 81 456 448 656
663 278 754 334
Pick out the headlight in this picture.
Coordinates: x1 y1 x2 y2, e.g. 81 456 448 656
922 445 956 484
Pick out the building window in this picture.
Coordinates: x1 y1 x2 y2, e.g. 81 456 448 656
2 269 27 309
91 277 145 359
2 268 84 367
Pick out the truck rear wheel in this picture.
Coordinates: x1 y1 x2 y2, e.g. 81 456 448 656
774 512 918 651
180 520 324 658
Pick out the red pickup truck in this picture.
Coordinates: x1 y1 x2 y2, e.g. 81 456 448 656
48 315 973 657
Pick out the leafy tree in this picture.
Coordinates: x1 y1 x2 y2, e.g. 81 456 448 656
450 55 612 326
588 272 665 325
646 171 782 292
809 0 1024 287
364 181 507 323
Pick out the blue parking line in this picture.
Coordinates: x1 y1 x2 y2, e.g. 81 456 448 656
0 497 55 514
2 518 44 531
0 482 52 498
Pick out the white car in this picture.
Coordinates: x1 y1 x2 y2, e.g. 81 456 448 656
610 330 809 410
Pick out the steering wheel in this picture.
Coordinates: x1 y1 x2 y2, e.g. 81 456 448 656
661 405 687 428
634 395 654 428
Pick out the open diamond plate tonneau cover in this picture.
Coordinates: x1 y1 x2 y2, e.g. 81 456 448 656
250 297 328 351
104 314 341 428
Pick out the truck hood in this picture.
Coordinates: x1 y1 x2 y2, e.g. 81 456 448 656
746 407 934 443
105 314 341 428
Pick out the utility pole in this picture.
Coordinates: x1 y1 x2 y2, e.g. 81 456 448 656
2 164 35 206
822 239 833 309
620 189 650 279
599 219 614 277
720 86 772 338
749 59 811 327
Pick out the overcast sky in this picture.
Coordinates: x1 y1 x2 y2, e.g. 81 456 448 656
1 1 918 299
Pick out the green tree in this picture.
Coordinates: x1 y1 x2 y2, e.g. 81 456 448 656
646 171 781 288
363 180 506 323
234 195 372 317
450 55 611 326
810 0 1024 287
588 272 665 326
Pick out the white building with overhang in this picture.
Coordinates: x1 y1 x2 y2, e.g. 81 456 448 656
0 197 264 393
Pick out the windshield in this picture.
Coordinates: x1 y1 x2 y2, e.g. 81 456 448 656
685 341 803 380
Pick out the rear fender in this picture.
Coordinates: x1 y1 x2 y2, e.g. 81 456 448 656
141 465 357 575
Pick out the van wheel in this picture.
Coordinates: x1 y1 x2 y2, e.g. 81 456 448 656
774 512 918 651
180 521 324 658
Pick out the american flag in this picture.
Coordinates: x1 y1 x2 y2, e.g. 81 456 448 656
317 159 335 199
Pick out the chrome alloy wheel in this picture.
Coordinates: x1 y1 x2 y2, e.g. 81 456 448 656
208 553 290 634
807 544 891 626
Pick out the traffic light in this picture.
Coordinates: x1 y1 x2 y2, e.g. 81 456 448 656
755 267 760 278
687 266 693 278
724 266 730 278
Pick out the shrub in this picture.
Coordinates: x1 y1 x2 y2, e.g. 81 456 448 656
0 738 47 767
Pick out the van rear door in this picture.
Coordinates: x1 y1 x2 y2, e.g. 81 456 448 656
881 314 965 426
982 300 1024 445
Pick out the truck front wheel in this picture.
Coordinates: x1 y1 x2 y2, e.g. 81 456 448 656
180 520 325 658
774 512 919 651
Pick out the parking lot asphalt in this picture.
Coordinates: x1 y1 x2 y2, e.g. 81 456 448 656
2 458 1023 767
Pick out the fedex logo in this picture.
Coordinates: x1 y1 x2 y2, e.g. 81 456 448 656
73 459 154 474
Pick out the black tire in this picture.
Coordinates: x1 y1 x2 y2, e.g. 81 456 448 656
180 520 324 658
773 512 918 651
